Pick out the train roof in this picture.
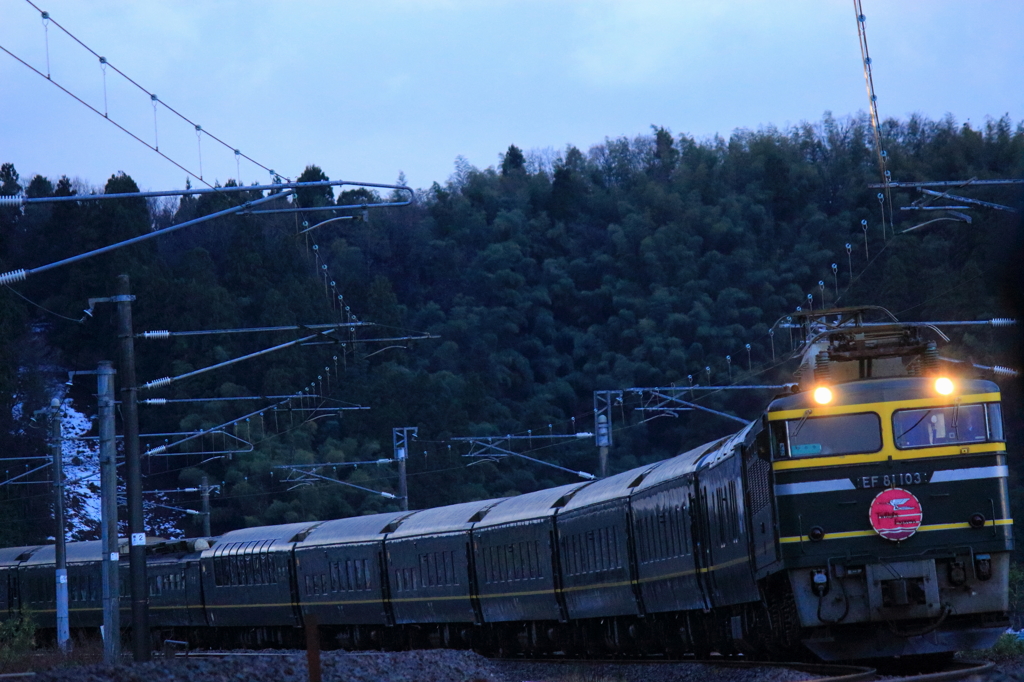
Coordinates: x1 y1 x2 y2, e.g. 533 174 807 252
387 498 505 539
473 482 591 529
634 438 728 489
0 545 43 567
558 462 663 512
211 521 324 547
296 511 413 548
636 422 757 490
22 539 128 566
767 376 1000 413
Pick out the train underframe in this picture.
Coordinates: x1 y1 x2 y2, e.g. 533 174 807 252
66 553 1012 660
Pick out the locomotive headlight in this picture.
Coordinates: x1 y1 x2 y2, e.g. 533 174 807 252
934 377 955 395
813 386 833 405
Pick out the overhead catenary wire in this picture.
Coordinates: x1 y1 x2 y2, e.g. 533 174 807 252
2 285 83 323
19 0 288 183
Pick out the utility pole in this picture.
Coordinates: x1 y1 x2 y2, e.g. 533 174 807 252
116 275 149 661
97 361 120 665
50 398 70 653
200 476 211 537
593 391 621 479
392 427 417 511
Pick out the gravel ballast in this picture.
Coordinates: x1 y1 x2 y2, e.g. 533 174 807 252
26 650 824 682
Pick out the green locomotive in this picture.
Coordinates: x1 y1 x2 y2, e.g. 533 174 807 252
761 309 1011 659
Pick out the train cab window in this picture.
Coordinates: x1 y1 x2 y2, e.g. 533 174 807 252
893 403 998 449
987 404 1004 442
772 412 882 458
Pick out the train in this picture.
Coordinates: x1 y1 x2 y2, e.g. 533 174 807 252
0 308 1013 660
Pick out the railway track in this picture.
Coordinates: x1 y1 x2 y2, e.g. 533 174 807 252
485 656 995 682
176 651 997 682
3 648 999 682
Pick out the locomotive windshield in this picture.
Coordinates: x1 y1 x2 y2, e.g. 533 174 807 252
893 402 1003 449
772 412 882 458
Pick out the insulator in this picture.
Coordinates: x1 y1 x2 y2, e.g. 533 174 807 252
814 352 831 383
921 342 940 373
144 377 172 390
993 366 1019 378
0 269 27 285
0 196 24 207
141 330 170 340
991 318 1016 327
142 398 167 405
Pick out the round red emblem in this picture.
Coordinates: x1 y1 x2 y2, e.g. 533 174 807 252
869 487 923 541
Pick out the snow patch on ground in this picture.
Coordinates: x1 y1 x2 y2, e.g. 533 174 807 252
59 399 185 542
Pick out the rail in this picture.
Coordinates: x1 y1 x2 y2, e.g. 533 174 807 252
494 656 995 682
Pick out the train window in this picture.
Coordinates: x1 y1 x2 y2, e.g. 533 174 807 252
728 482 740 542
774 412 882 457
419 554 431 587
987 404 1004 442
894 403 995 449
720 489 729 548
645 516 655 562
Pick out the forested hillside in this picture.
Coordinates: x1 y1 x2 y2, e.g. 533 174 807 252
0 112 1021 547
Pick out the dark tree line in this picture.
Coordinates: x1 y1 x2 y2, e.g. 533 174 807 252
0 112 1021 547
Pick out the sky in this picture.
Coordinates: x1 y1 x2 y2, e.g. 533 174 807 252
1 0 1023 195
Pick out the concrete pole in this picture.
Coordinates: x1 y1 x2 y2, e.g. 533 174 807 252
201 476 211 537
392 427 416 512
116 275 149 661
50 399 70 653
397 455 408 512
596 414 610 479
97 361 120 665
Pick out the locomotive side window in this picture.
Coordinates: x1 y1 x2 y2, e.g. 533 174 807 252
772 412 882 458
893 403 999 449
